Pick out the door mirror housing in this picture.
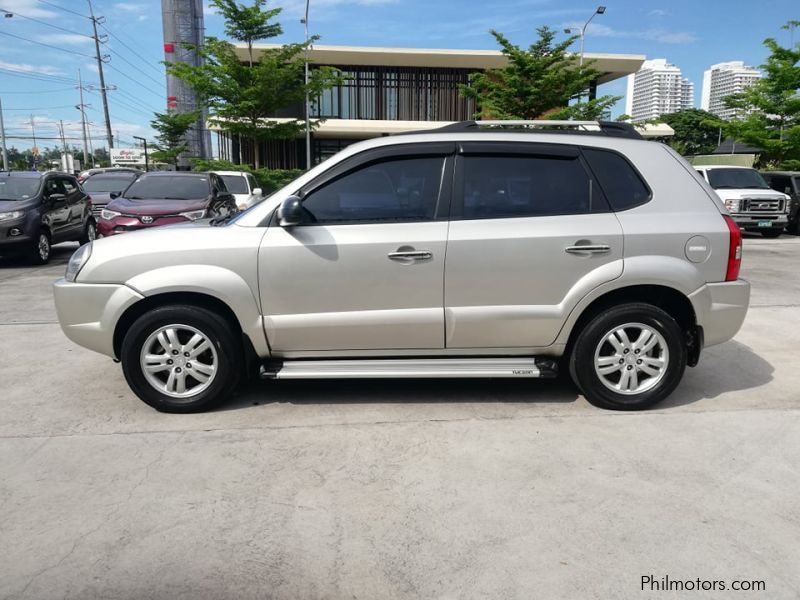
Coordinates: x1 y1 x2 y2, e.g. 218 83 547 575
47 193 67 208
252 187 263 197
278 195 305 227
110 191 120 199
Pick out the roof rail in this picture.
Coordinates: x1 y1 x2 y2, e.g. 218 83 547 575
425 120 643 140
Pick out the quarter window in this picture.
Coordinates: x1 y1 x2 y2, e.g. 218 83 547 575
301 156 445 223
456 154 598 219
582 148 651 211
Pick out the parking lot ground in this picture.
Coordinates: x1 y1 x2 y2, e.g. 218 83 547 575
1 236 799 599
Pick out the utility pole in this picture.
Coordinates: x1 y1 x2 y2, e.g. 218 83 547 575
58 119 70 172
29 114 38 169
0 97 8 171
88 0 113 149
77 69 90 170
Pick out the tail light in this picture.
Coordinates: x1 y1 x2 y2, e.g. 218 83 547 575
723 215 742 281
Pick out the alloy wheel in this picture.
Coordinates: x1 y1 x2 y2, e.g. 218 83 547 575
593 322 669 395
139 324 218 400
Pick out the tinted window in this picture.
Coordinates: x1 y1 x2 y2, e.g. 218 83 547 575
582 148 651 211
764 175 792 195
45 178 65 196
247 174 259 192
83 176 136 193
124 175 210 200
302 157 445 223
705 168 769 190
219 175 248 194
457 155 595 219
61 178 78 194
0 177 41 201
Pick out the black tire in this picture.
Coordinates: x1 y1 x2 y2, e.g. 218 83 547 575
79 219 96 245
761 228 783 238
120 305 242 413
569 303 687 411
30 230 51 265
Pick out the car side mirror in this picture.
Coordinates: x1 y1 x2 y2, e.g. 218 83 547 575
48 193 67 208
252 187 263 197
110 192 120 199
278 195 306 227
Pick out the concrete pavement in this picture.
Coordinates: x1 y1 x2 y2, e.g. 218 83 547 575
0 236 798 599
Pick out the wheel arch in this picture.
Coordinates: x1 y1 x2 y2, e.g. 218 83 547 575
112 291 260 372
561 284 700 367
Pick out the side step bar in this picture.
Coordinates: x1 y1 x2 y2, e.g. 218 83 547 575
261 358 558 380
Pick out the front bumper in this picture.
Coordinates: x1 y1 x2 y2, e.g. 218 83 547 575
731 213 788 229
688 280 751 348
97 215 188 237
0 215 35 250
53 279 144 357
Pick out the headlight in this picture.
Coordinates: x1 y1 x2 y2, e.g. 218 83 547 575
724 199 740 213
0 210 24 222
65 242 92 283
100 208 121 220
180 209 206 221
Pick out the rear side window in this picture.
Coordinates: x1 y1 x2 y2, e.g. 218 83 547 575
583 148 651 211
455 155 599 219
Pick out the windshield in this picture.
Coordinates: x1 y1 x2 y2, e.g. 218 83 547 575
219 175 248 194
123 175 210 200
83 176 136 193
0 177 41 201
706 168 770 190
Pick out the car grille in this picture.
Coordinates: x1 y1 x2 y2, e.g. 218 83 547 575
743 198 783 213
91 205 105 218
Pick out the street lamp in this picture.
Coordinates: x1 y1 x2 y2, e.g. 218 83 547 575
301 0 311 170
132 135 149 172
564 5 606 68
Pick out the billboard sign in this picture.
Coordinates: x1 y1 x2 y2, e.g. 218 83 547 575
111 148 145 165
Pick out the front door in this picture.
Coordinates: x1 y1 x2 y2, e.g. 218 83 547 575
259 152 452 353
444 143 624 349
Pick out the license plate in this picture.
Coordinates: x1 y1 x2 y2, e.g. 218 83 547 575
758 220 772 227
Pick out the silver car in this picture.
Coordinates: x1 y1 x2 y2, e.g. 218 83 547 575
54 121 750 413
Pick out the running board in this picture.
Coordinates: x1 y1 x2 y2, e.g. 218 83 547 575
261 358 558 380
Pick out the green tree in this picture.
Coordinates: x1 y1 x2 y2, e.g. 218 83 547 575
658 109 721 156
720 24 800 169
165 0 340 168
459 27 621 121
149 110 201 166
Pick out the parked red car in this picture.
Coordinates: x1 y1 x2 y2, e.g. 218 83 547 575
97 172 237 237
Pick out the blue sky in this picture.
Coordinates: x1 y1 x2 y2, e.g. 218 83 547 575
0 0 796 153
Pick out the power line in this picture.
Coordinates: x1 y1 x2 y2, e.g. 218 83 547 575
0 6 94 39
105 44 165 89
0 87 75 94
0 67 78 85
104 62 164 97
99 23 163 76
0 30 96 59
2 105 76 111
35 0 90 19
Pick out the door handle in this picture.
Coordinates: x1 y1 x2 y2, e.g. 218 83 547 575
565 244 611 255
388 250 433 261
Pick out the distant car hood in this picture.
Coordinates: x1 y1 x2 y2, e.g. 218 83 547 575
106 196 209 216
86 192 113 205
0 198 37 212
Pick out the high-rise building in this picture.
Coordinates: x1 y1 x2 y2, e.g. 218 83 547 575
624 59 694 122
701 61 761 120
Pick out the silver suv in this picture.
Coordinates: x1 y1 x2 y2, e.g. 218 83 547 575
53 121 750 413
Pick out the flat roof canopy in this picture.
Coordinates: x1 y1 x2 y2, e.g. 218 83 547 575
239 44 645 85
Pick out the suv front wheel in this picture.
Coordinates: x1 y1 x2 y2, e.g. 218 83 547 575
570 303 687 410
120 305 242 413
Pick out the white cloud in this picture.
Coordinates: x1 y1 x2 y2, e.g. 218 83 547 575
35 33 94 46
564 21 697 44
137 14 148 21
0 0 57 18
648 9 669 18
0 60 63 75
114 2 147 12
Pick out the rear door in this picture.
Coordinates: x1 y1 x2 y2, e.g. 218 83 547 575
60 176 85 232
259 144 453 352
444 142 624 349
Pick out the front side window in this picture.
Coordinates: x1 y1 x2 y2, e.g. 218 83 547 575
61 178 78 195
219 175 248 194
455 154 596 219
301 156 445 224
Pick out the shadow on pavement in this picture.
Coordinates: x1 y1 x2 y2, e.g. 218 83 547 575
225 373 580 412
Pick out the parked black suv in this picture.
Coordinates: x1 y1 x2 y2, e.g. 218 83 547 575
761 171 800 234
0 171 96 264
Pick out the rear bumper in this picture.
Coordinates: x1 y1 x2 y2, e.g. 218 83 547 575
688 280 751 348
53 279 144 357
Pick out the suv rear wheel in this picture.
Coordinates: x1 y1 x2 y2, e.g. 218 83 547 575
570 303 686 410
120 305 242 413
